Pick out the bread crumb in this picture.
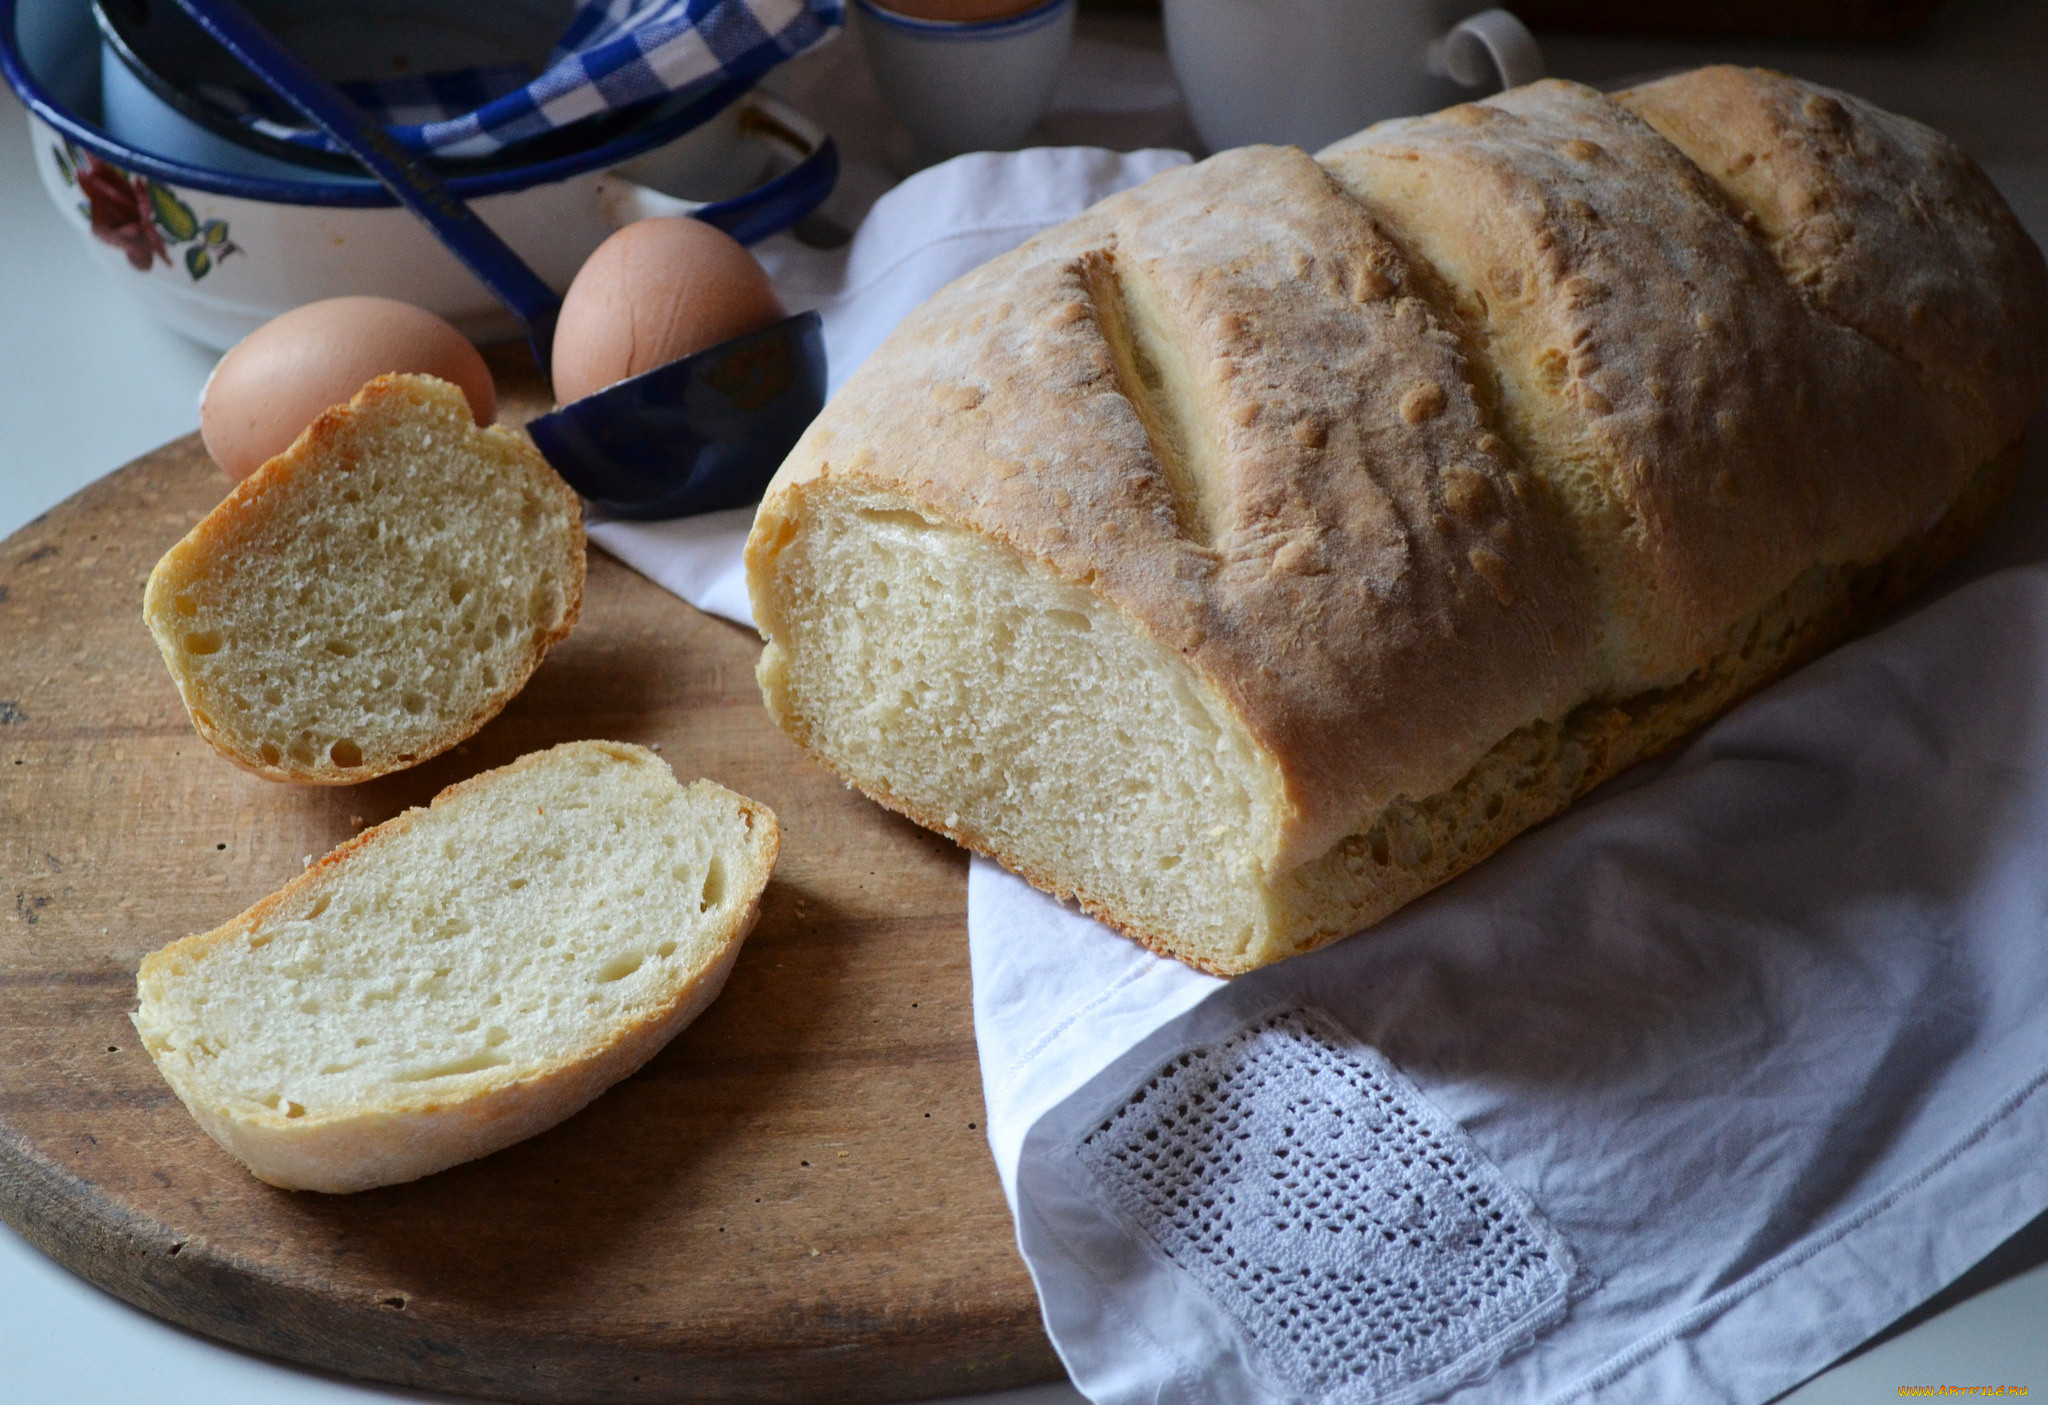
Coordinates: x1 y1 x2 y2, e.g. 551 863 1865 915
1468 547 1516 607
1352 268 1396 301
1400 383 1447 424
1442 465 1499 523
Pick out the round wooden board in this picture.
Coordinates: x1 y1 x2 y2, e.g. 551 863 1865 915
0 429 1063 1401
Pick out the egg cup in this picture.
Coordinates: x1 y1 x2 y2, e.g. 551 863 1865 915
853 0 1075 163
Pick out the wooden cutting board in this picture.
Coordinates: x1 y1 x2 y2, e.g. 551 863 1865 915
0 409 1063 1400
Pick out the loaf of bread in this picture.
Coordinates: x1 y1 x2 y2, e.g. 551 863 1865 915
144 373 584 784
133 741 780 1192
745 67 2048 976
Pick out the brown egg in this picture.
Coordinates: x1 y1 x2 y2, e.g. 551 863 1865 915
201 297 495 483
551 217 786 406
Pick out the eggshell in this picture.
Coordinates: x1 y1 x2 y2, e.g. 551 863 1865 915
551 217 786 406
201 297 495 482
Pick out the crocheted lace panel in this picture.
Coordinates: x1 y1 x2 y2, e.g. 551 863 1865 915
1075 1008 1577 1404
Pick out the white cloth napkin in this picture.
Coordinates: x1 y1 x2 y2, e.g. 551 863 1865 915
987 509 2048 1405
588 146 2048 1405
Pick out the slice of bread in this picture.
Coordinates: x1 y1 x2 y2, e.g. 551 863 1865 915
144 373 585 785
132 741 780 1193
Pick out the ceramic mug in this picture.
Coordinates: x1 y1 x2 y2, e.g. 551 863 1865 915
853 0 1075 160
1163 0 1543 154
3 0 838 350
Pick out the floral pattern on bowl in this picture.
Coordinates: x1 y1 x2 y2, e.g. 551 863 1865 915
51 138 240 280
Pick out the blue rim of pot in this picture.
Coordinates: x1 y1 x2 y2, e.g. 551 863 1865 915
851 0 1072 41
0 0 840 228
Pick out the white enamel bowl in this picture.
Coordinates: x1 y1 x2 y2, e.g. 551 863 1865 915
4 0 838 349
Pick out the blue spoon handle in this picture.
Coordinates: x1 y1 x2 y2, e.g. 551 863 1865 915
166 0 562 370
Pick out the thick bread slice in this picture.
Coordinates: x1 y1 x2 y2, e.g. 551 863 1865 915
144 373 585 784
746 67 2048 975
132 741 780 1193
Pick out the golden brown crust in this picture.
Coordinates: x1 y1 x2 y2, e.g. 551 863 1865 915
143 374 586 786
748 67 2048 973
1257 437 2027 969
769 444 2018 977
757 145 1597 871
1615 66 2048 436
1317 78 2011 692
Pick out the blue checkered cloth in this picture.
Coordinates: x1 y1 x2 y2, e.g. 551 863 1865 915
204 0 842 158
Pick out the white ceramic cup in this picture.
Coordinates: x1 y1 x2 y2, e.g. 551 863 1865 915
1163 0 1543 154
853 0 1076 160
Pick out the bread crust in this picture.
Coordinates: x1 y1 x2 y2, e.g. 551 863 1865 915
1614 66 2048 435
143 374 586 786
762 440 2020 976
752 144 1599 873
747 67 2048 973
133 742 780 1192
1318 74 2026 689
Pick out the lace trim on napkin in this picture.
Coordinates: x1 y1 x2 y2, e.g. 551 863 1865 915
1075 1008 1577 1405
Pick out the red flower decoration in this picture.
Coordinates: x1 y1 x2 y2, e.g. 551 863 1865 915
77 155 167 271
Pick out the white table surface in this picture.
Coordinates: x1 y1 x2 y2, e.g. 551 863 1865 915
3 2 2047 1401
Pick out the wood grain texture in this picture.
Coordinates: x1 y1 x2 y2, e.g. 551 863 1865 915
0 421 1063 1400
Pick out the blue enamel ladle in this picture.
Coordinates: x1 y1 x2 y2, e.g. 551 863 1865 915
166 0 827 520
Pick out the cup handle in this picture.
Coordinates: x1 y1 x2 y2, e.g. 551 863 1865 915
1429 8 1544 92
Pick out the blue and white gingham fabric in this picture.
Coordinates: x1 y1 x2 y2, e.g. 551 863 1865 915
209 0 841 158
